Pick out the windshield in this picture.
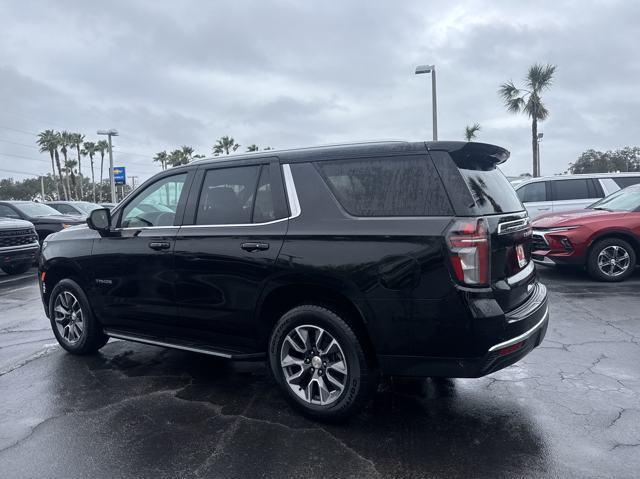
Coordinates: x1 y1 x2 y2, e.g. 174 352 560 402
75 202 103 214
14 202 61 217
589 186 640 212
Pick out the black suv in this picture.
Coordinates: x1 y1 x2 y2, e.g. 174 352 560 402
39 141 548 420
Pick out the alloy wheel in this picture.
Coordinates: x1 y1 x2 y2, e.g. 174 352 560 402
280 325 348 406
53 291 85 344
597 245 631 278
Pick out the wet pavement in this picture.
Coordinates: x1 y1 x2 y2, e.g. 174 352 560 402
0 267 639 478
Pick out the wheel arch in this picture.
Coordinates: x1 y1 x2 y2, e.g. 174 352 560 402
41 258 88 311
256 280 377 364
587 229 640 264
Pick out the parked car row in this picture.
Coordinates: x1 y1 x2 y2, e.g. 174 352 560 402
531 184 640 281
515 173 640 219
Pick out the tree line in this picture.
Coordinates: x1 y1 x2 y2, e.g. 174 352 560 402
152 136 271 171
568 147 640 174
36 130 113 202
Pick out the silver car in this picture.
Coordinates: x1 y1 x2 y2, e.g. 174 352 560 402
514 173 640 219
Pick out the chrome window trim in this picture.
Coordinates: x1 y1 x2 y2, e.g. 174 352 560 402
488 307 548 352
114 163 302 230
282 163 301 219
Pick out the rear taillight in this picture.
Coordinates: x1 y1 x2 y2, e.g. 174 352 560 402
447 218 490 286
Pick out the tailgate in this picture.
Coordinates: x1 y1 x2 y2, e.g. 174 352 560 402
486 212 535 312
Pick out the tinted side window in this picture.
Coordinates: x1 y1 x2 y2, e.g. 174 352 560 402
0 205 21 219
613 177 640 188
196 166 260 225
252 166 277 223
316 155 453 216
517 182 547 202
121 173 187 228
53 204 77 214
553 179 591 201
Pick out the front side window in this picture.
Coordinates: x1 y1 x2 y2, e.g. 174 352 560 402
316 156 453 216
517 182 547 203
121 173 187 228
553 179 590 201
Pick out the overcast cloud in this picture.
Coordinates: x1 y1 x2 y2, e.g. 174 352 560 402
1 0 639 183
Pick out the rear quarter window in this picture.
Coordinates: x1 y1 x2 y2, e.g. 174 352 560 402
316 155 453 217
613 177 640 188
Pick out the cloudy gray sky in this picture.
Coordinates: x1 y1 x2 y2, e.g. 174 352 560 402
1 0 639 184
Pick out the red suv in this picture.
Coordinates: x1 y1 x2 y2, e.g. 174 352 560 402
532 185 640 281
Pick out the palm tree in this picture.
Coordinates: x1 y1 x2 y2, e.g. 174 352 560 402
63 158 77 199
212 136 240 155
82 141 98 202
499 64 556 177
153 151 169 170
37 130 61 199
179 145 195 164
96 139 109 201
58 131 73 199
246 144 259 152
464 123 481 142
69 133 85 199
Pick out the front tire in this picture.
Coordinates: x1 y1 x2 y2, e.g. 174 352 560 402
587 238 636 282
49 279 108 354
269 305 376 422
1 261 31 275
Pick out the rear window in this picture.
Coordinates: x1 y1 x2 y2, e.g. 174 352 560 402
458 167 524 215
316 155 453 216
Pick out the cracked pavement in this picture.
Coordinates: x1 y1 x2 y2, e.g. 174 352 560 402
0 267 639 478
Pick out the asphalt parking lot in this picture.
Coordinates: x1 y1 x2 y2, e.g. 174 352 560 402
0 267 639 478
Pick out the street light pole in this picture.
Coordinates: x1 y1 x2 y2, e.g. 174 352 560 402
536 132 544 176
415 64 438 141
97 129 119 204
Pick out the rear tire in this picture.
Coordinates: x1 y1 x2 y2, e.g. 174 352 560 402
1 261 31 275
269 305 376 422
49 279 108 355
587 238 636 282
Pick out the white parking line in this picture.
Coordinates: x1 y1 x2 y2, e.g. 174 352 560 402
0 273 36 285
0 285 36 295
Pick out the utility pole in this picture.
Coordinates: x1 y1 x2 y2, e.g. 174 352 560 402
415 64 438 141
40 176 45 200
130 175 139 190
97 129 119 203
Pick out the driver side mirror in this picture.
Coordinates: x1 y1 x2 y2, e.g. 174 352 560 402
87 208 112 234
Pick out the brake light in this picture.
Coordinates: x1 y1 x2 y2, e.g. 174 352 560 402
447 218 490 286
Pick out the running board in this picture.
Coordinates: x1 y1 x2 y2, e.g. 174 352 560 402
104 329 266 361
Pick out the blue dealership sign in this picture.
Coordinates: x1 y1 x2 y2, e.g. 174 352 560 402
113 167 126 185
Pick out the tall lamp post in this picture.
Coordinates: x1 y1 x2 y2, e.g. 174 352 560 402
415 64 438 141
97 129 119 203
536 132 543 176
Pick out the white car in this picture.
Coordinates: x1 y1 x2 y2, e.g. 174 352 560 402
514 173 640 219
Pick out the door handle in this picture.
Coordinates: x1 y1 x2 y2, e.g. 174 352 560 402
149 241 171 251
538 207 551 211
241 242 269 252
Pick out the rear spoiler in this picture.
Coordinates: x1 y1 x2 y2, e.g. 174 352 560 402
426 142 510 168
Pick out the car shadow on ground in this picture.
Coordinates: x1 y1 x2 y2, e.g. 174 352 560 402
25 341 552 477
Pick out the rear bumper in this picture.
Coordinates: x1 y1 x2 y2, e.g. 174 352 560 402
0 243 40 267
378 283 549 378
